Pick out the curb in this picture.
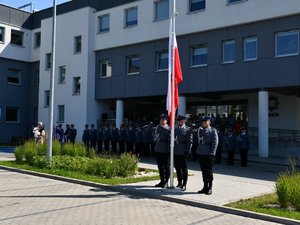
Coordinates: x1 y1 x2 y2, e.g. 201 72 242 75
0 165 299 225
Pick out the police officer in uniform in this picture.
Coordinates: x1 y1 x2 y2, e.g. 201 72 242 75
197 116 218 195
225 129 237 165
111 123 119 154
126 124 135 153
135 125 143 156
89 124 97 150
143 125 152 157
238 127 249 167
69 124 77 144
82 124 90 150
215 127 224 164
64 124 70 143
103 124 111 152
96 125 103 154
118 124 127 154
154 114 170 188
174 115 192 191
56 124 64 144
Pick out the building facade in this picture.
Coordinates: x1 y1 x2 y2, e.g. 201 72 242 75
1 0 300 158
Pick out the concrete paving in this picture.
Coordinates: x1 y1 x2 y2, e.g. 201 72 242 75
0 169 283 225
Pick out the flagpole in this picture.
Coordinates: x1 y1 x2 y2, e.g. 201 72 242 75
169 0 176 189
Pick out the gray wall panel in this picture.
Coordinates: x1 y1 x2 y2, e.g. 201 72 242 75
274 57 299 86
249 59 274 88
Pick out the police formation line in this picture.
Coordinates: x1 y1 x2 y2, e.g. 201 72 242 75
53 115 249 195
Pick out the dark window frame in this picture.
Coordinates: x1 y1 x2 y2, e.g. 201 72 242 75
156 50 168 71
74 35 82 54
5 107 19 123
10 30 24 46
126 55 140 75
100 59 112 78
98 14 110 33
73 77 81 95
125 7 138 28
7 68 21 85
190 44 208 67
189 0 206 13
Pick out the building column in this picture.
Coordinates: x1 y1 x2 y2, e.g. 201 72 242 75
116 99 124 129
258 90 269 158
178 96 187 116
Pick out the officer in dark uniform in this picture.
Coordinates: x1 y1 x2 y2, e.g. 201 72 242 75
82 124 90 150
190 123 198 161
135 125 143 156
69 124 77 144
174 115 192 191
238 127 249 167
150 122 156 155
154 114 170 188
96 125 103 154
225 130 237 165
111 123 119 154
197 116 218 195
118 124 127 154
103 124 111 152
126 124 135 153
143 125 152 157
56 124 64 144
64 124 70 143
215 127 224 164
89 124 97 150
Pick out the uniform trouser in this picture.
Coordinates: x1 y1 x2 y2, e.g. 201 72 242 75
215 145 222 163
126 141 134 153
84 140 89 150
239 148 248 166
135 143 142 155
104 140 110 151
97 141 102 153
174 155 188 186
227 150 235 165
119 141 125 154
111 141 117 153
151 142 156 155
90 141 96 150
143 143 151 156
155 152 170 184
191 144 198 160
198 155 214 186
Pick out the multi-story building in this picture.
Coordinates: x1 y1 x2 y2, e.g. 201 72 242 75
1 0 300 158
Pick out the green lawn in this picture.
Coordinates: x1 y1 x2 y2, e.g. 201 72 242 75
0 161 160 185
226 193 300 221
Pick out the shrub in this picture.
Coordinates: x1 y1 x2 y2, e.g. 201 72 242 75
61 143 86 157
290 173 300 211
24 141 38 165
117 153 138 177
276 173 291 208
14 145 25 164
88 148 96 159
32 156 49 169
52 140 61 156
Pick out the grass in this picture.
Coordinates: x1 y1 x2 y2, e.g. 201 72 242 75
226 193 300 221
0 160 160 186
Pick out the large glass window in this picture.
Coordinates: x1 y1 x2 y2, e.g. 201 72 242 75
44 90 50 107
34 32 41 48
10 30 23 46
6 107 19 122
45 53 52 69
155 0 169 21
191 45 208 67
156 50 168 71
7 69 21 85
100 59 112 77
0 27 5 43
223 40 236 63
59 66 66 84
227 0 246 4
127 55 140 74
189 0 205 12
275 30 299 57
244 37 257 61
98 14 110 33
57 105 65 123
74 36 82 53
125 7 138 27
73 77 81 95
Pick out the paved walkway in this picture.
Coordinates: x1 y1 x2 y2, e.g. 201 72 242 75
0 169 282 225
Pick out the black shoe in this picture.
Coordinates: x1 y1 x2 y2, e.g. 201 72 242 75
181 185 186 191
197 188 207 194
176 183 182 188
205 188 212 195
155 182 163 187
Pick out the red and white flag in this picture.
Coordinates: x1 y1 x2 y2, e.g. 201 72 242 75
167 18 183 127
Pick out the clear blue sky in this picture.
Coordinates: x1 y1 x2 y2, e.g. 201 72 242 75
0 0 70 11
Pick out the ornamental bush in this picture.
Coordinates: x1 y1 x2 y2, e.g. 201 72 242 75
14 145 25 164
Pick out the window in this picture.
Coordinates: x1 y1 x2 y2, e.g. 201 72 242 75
155 0 169 21
34 32 41 48
57 105 65 123
156 50 168 71
191 45 208 67
223 40 236 63
100 59 112 77
98 14 110 33
275 30 299 57
44 90 50 107
45 53 52 69
244 37 257 61
227 0 246 4
125 7 138 27
0 27 5 43
189 0 205 12
7 69 21 85
59 66 66 84
6 107 19 122
10 30 23 46
74 35 82 53
127 55 140 74
73 77 81 95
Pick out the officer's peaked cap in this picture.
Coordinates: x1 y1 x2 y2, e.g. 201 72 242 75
201 116 211 121
159 114 169 119
177 115 187 121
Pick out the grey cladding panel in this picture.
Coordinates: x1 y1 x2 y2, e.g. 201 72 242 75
274 57 299 86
